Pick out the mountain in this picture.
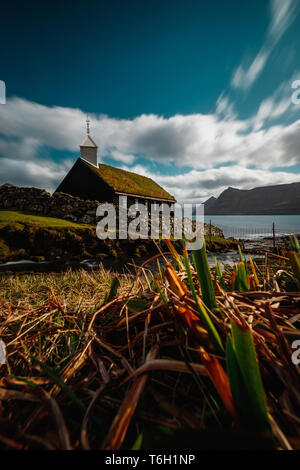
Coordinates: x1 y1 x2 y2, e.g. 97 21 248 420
203 196 217 211
205 182 300 215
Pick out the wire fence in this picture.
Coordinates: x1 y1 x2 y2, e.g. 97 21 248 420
206 221 297 243
215 224 276 240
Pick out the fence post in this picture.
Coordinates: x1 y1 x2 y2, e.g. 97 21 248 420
272 222 276 250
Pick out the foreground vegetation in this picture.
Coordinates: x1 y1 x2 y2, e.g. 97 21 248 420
0 236 299 449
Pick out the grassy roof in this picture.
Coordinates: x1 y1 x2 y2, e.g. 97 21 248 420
88 162 176 201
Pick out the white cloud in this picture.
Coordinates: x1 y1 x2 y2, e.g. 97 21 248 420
121 164 300 203
0 136 41 160
269 0 297 39
231 0 299 90
1 91 300 200
249 70 300 130
4 87 300 172
232 50 269 90
110 150 136 164
1 93 300 174
0 157 72 193
216 94 237 121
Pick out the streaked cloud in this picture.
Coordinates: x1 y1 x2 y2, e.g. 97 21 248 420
231 0 299 90
249 70 300 130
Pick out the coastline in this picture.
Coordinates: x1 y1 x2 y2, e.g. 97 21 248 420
0 209 239 269
1 205 299 273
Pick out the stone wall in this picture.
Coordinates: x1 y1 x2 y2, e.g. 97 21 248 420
0 184 99 224
0 184 224 237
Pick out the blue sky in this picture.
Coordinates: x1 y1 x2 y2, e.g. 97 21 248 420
0 0 300 202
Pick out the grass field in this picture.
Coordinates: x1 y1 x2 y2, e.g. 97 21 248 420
0 266 136 311
0 210 92 229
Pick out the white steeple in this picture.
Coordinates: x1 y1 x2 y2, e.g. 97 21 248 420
80 116 98 166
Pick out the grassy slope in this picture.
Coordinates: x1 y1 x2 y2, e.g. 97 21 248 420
0 210 239 263
0 210 92 229
0 210 96 262
0 210 159 262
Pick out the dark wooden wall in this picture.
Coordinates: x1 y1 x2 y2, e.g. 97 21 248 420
55 158 175 210
55 158 115 203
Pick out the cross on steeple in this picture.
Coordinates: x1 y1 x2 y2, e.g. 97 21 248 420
86 115 90 135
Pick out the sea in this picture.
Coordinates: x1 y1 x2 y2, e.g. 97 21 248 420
203 215 300 239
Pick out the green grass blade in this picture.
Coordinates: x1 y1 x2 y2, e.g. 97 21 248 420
33 357 86 413
215 258 226 291
229 322 270 433
183 249 224 354
191 242 217 311
155 278 169 312
290 235 300 253
105 277 120 303
235 262 248 292
226 336 252 425
288 251 300 284
238 245 243 262
131 432 143 450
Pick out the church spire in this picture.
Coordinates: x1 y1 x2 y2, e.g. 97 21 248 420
80 116 98 167
86 115 90 135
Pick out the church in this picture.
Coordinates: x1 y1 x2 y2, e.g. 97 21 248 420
55 119 176 210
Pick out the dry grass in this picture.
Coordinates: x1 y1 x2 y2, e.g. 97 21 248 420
0 266 137 312
0 245 299 450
